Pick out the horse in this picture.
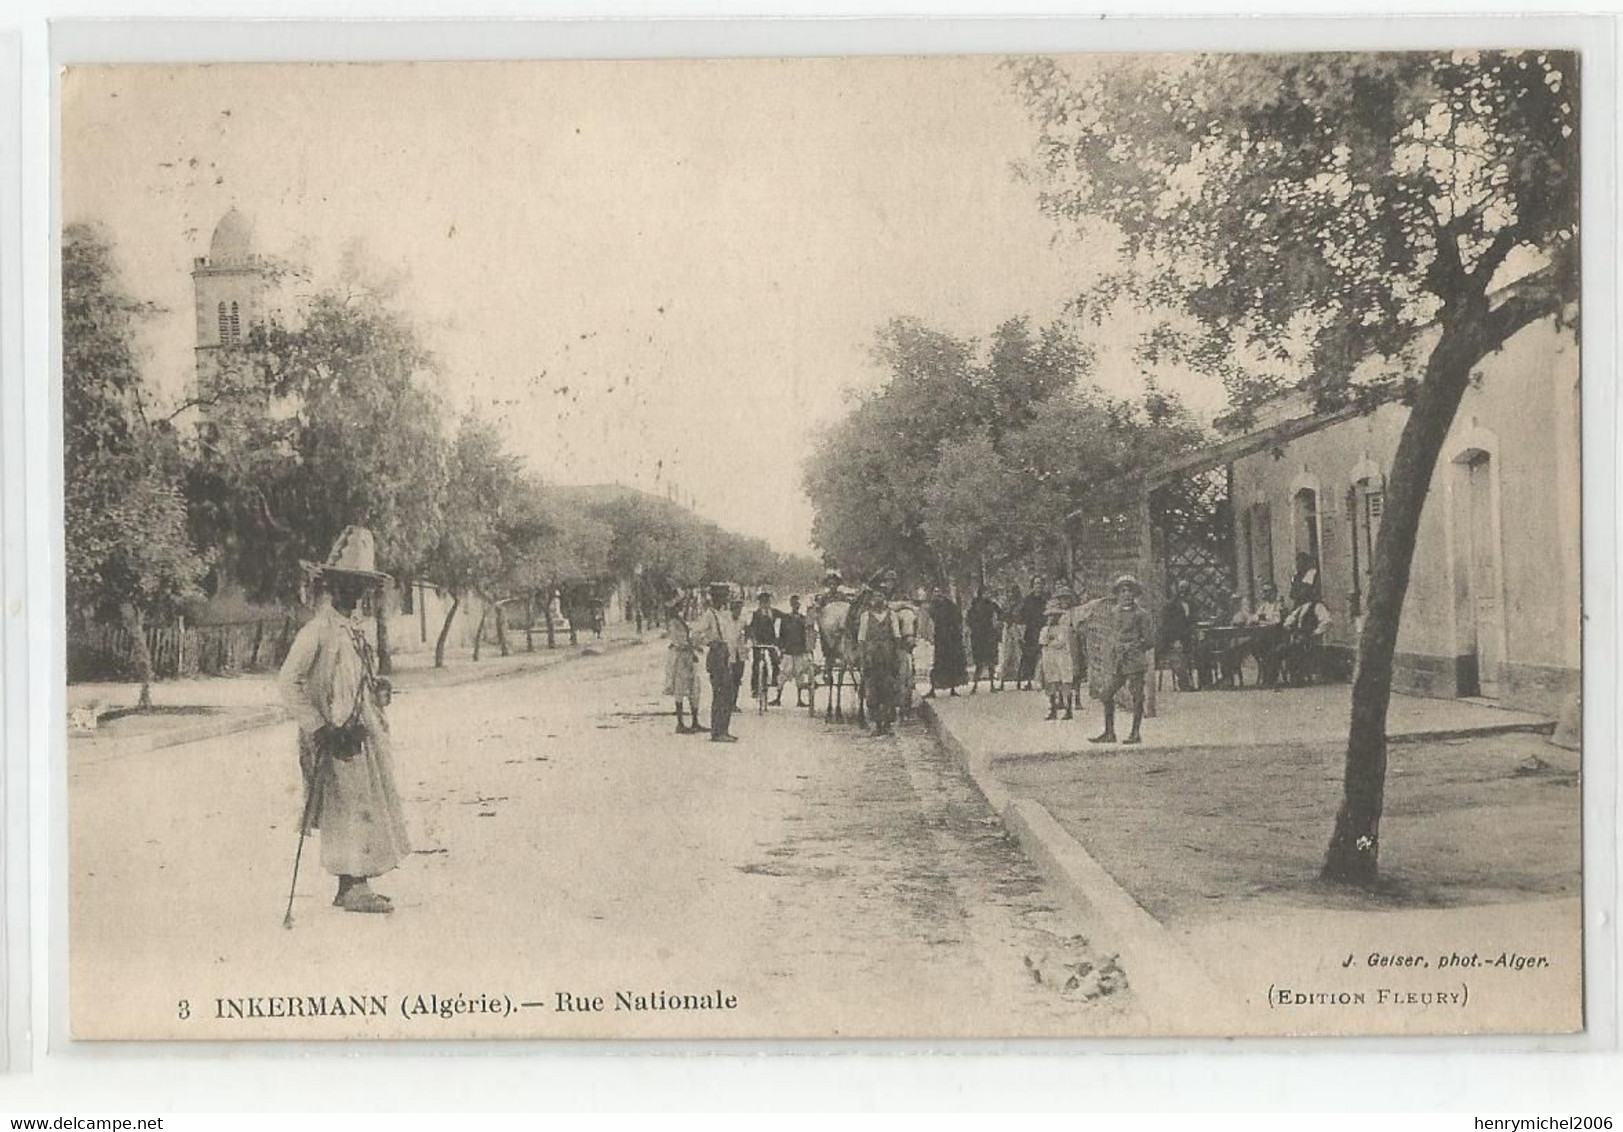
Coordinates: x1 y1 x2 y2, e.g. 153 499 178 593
810 595 866 725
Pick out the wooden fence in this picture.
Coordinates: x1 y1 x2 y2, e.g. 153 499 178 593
68 615 304 681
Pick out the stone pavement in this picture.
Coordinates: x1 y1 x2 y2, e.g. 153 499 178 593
929 681 1554 764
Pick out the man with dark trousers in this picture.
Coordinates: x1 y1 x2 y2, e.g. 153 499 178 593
1158 579 1200 691
692 584 741 742
1092 575 1156 746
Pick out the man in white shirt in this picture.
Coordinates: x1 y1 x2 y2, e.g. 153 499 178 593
1252 582 1283 625
691 585 741 742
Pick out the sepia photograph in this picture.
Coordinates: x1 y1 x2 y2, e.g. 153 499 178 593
60 51 1582 1041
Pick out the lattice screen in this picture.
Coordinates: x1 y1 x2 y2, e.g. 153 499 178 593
1151 468 1237 617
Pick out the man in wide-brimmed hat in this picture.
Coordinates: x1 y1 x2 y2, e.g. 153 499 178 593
277 526 411 914
1090 574 1155 746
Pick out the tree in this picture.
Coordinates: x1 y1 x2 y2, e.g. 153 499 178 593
421 418 514 667
1011 50 1579 884
500 481 612 650
700 525 779 590
63 223 207 707
809 313 1157 589
591 494 708 607
807 317 1090 584
190 286 448 671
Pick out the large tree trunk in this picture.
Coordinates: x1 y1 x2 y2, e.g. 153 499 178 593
434 592 460 669
473 600 488 661
1323 328 1479 886
525 594 535 653
545 587 557 650
119 601 155 710
374 588 393 676
495 600 511 657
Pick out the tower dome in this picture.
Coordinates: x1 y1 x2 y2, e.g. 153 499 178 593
208 207 254 265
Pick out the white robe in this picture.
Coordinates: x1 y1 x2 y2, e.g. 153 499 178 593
278 604 411 879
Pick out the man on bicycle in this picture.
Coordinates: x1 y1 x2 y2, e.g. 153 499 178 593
746 590 781 705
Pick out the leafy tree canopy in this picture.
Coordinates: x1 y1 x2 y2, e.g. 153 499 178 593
63 222 206 621
1008 50 1578 413
190 286 449 598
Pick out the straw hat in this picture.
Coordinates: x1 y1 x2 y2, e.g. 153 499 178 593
1112 574 1142 595
303 526 390 582
1044 599 1066 617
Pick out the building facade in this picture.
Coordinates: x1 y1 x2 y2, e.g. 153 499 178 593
1228 316 1580 715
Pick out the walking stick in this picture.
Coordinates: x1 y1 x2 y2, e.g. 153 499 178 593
282 740 331 930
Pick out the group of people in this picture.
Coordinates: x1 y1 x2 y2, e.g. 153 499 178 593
948 576 1156 744
1157 552 1334 691
661 586 819 742
656 553 1340 747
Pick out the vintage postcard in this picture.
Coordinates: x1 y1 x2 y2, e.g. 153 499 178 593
61 53 1582 1040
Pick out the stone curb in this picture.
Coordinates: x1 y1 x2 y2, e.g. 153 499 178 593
71 706 291 758
983 717 1556 769
74 635 649 757
919 699 1240 1026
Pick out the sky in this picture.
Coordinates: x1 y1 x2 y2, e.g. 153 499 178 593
62 58 1228 555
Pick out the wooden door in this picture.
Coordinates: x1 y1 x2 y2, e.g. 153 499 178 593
1466 454 1504 697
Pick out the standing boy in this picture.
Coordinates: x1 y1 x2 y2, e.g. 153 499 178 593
1091 575 1155 746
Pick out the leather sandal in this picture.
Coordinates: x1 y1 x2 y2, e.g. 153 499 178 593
333 889 393 908
341 889 395 914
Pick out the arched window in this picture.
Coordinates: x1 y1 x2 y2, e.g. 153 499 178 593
217 301 229 344
1293 487 1320 564
229 301 241 343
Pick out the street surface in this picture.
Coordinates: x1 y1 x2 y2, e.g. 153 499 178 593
71 640 1138 1039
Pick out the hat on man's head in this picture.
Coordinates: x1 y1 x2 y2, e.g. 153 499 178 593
1044 599 1066 616
302 526 390 582
1112 574 1142 594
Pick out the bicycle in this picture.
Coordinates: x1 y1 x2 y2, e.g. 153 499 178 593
750 644 781 715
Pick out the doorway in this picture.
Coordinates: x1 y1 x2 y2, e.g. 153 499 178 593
1452 449 1505 698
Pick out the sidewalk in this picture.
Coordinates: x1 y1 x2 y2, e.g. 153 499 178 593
67 626 652 755
923 685 1582 1035
932 681 1553 765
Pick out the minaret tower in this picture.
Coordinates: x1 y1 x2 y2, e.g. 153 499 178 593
191 207 263 389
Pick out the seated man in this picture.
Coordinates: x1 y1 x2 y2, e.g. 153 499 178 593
1249 583 1285 687
1280 598 1334 686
